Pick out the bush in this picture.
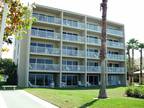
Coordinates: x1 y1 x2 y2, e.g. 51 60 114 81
126 86 144 98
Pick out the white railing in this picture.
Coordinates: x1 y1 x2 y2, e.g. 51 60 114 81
107 54 125 61
87 52 99 59
107 41 124 49
63 34 85 43
30 63 60 71
107 67 125 73
87 38 101 45
63 49 85 57
62 65 85 72
107 29 123 37
31 29 60 40
33 13 61 24
87 66 101 72
87 24 101 32
63 19 85 29
30 46 60 55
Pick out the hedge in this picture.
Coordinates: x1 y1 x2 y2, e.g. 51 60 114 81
126 86 144 98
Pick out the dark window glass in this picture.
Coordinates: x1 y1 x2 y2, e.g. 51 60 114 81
30 59 36 63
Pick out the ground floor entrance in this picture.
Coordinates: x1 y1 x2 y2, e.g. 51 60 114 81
29 73 54 87
28 73 126 87
87 75 99 86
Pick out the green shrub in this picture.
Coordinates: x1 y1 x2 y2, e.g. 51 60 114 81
126 86 144 99
126 87 134 97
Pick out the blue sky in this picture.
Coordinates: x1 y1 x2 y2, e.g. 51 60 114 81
2 0 144 58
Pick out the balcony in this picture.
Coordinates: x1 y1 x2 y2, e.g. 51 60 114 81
107 67 125 73
33 13 61 24
29 63 60 71
30 46 60 56
107 41 124 49
63 34 85 43
107 29 123 37
87 24 101 32
87 66 101 72
107 54 125 61
63 49 85 57
87 38 101 46
62 65 85 72
31 29 60 40
87 52 99 59
63 19 85 29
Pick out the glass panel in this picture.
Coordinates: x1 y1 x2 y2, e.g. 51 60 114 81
36 74 44 86
30 58 36 63
29 74 35 85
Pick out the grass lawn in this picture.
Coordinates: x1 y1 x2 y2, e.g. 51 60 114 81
25 87 144 108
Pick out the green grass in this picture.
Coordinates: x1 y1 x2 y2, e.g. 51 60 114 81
25 87 144 108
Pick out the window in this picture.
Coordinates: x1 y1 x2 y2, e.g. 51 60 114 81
30 58 36 63
31 42 37 46
87 61 98 66
62 60 78 65
45 59 53 64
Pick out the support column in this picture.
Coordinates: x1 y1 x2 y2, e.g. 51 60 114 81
59 11 63 87
84 16 87 87
0 3 9 57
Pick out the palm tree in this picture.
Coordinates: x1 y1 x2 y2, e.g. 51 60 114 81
127 38 139 85
98 0 108 99
126 44 132 84
138 43 144 84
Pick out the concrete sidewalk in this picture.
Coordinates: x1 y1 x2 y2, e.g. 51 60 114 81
0 90 58 108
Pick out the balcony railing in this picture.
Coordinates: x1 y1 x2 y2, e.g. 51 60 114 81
107 67 125 73
30 63 60 71
63 34 85 43
87 24 101 32
87 66 101 72
31 29 60 40
87 52 99 59
87 38 101 45
107 54 125 61
62 65 85 72
107 41 124 49
63 20 85 29
63 49 85 57
30 46 60 55
107 29 123 37
33 13 61 24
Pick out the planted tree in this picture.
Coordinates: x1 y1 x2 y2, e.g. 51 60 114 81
138 43 144 84
127 38 139 85
0 0 35 56
98 0 108 99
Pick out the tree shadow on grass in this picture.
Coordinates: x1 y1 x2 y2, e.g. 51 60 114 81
79 99 99 108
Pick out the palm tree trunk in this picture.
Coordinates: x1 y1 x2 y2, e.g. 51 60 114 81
140 48 143 84
128 49 131 84
98 0 108 99
131 48 134 85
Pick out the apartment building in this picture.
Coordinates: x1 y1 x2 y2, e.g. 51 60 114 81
14 4 127 87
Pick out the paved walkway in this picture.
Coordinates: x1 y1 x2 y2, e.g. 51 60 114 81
0 90 58 108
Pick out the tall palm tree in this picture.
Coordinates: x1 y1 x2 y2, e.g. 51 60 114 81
138 43 144 84
98 0 108 99
126 44 132 84
127 38 139 85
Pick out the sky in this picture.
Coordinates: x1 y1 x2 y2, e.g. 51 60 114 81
2 0 144 58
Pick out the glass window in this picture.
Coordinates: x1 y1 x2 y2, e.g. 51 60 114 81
46 44 53 48
38 43 45 47
47 16 54 22
30 58 36 63
37 59 45 64
45 59 53 64
31 42 37 46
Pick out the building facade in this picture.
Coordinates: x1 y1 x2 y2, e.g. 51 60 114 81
14 4 127 87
